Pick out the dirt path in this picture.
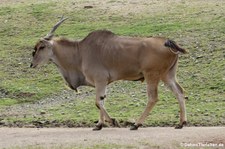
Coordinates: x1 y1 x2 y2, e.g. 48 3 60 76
0 127 224 149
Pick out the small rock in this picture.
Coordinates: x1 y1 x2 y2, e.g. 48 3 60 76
204 113 209 116
131 94 136 97
69 103 74 106
0 120 5 125
84 6 93 9
24 124 36 128
40 110 46 115
135 103 140 107
196 55 203 59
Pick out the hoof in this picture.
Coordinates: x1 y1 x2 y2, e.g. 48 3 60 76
175 124 183 129
93 124 103 131
175 121 187 129
111 118 121 128
130 124 142 130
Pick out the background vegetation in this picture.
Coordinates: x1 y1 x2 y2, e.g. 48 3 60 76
0 0 224 127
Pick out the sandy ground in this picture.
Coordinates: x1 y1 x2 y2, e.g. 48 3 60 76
0 127 225 149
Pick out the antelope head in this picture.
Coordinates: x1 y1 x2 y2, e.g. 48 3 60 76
30 16 68 68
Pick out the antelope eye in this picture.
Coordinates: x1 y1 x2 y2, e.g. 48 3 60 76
39 46 45 50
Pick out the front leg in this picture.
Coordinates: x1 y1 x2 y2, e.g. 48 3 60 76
93 82 113 131
93 95 107 131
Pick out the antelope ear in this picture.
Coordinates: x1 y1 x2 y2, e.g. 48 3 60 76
40 38 53 47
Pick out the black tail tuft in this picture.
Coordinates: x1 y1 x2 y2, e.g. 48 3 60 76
164 40 187 54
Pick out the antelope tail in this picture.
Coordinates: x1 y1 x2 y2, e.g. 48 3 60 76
164 40 188 54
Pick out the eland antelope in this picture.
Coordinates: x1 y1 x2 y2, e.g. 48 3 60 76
30 17 187 130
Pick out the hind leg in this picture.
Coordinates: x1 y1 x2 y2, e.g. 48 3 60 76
164 78 187 129
130 73 160 130
162 57 187 129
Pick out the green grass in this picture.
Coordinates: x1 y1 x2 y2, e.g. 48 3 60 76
0 0 224 127
0 98 18 107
